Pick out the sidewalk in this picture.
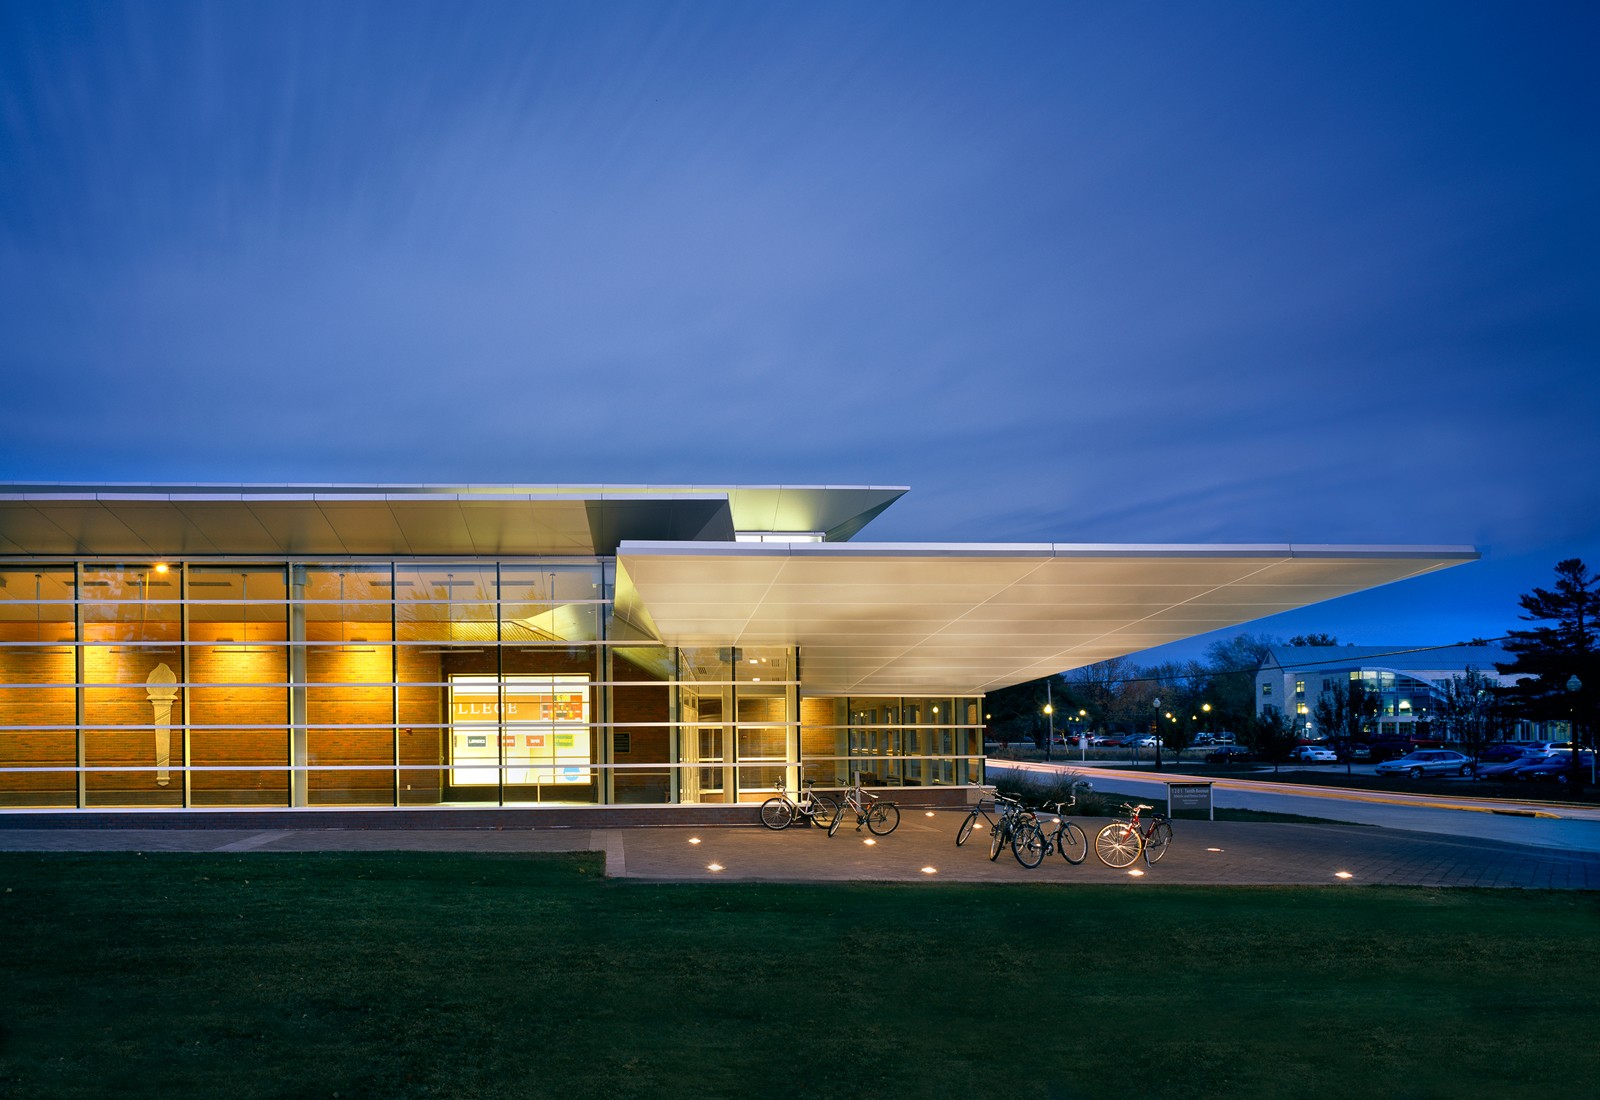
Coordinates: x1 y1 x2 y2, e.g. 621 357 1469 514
991 760 1600 853
2 809 1596 888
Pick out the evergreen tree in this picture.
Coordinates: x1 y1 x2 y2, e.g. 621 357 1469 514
1495 559 1599 791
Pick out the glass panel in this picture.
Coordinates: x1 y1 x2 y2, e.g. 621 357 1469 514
612 647 672 804
499 565 603 643
394 564 496 644
735 646 791 682
82 640 183 807
0 638 76 808
0 566 76 644
680 649 731 803
299 566 394 646
186 566 289 806
306 640 394 806
799 696 848 788
443 673 598 805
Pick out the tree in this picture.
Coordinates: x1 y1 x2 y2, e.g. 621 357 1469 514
1433 667 1507 763
1495 559 1600 793
1312 678 1379 773
1066 656 1140 733
1201 632 1278 733
985 674 1085 750
1288 633 1341 647
1249 706 1298 773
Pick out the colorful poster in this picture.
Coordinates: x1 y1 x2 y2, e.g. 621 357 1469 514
448 675 591 785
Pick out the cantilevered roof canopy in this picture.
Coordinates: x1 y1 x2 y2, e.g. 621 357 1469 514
0 484 906 557
618 541 1479 695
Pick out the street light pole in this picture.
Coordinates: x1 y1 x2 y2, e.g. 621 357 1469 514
1567 675 1584 791
1079 709 1088 763
1044 679 1055 763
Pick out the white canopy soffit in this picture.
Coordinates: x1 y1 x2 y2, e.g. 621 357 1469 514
617 542 1480 696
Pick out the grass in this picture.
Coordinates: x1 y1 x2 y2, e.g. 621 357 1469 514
2 852 1598 1100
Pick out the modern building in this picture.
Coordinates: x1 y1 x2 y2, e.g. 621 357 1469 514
0 483 1477 813
1255 643 1549 742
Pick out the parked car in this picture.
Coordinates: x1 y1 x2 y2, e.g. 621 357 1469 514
1204 744 1255 764
1288 744 1337 763
1366 739 1415 762
1129 736 1163 748
1477 743 1533 764
1374 750 1474 778
1475 753 1556 780
1512 751 1596 783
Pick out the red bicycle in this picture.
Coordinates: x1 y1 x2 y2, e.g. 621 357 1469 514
1093 802 1173 868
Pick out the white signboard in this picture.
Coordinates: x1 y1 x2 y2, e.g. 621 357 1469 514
449 674 591 785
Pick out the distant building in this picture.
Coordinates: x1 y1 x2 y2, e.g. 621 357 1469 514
1255 644 1551 743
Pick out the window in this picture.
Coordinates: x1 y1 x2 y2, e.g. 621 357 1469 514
1295 680 1305 697
1262 683 1273 696
1296 703 1309 715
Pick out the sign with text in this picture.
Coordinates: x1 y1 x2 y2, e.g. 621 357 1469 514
1167 781 1213 819
449 674 591 786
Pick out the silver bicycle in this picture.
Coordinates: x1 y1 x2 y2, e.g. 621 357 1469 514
827 774 900 837
759 779 838 830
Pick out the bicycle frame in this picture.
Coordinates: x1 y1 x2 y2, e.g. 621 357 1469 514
827 775 901 837
1093 802 1172 868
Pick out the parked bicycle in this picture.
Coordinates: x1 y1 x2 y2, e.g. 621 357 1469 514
1093 802 1173 868
986 793 1034 862
827 775 900 837
1011 793 1089 868
954 786 999 847
759 779 838 831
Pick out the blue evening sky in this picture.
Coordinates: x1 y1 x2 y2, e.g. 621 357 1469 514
1 1 1596 664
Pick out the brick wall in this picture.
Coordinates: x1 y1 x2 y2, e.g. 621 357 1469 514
0 626 77 806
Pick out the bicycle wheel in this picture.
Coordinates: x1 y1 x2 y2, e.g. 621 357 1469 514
759 797 794 830
827 805 845 837
1143 819 1174 864
1094 822 1142 868
808 794 838 830
955 810 980 847
866 802 900 836
1056 821 1088 865
1011 821 1046 868
988 818 1009 861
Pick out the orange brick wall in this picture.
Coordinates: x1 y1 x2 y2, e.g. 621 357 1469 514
0 625 77 806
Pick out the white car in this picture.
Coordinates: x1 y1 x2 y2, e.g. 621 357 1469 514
1289 745 1337 763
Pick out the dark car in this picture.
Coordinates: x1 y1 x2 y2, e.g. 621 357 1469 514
1478 743 1533 764
1204 744 1255 764
1475 753 1556 780
1366 739 1414 762
1513 751 1596 783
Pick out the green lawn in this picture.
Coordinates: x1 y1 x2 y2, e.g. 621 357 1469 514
2 852 1596 1099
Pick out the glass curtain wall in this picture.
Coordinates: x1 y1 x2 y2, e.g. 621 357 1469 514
800 694 984 790
0 558 981 808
